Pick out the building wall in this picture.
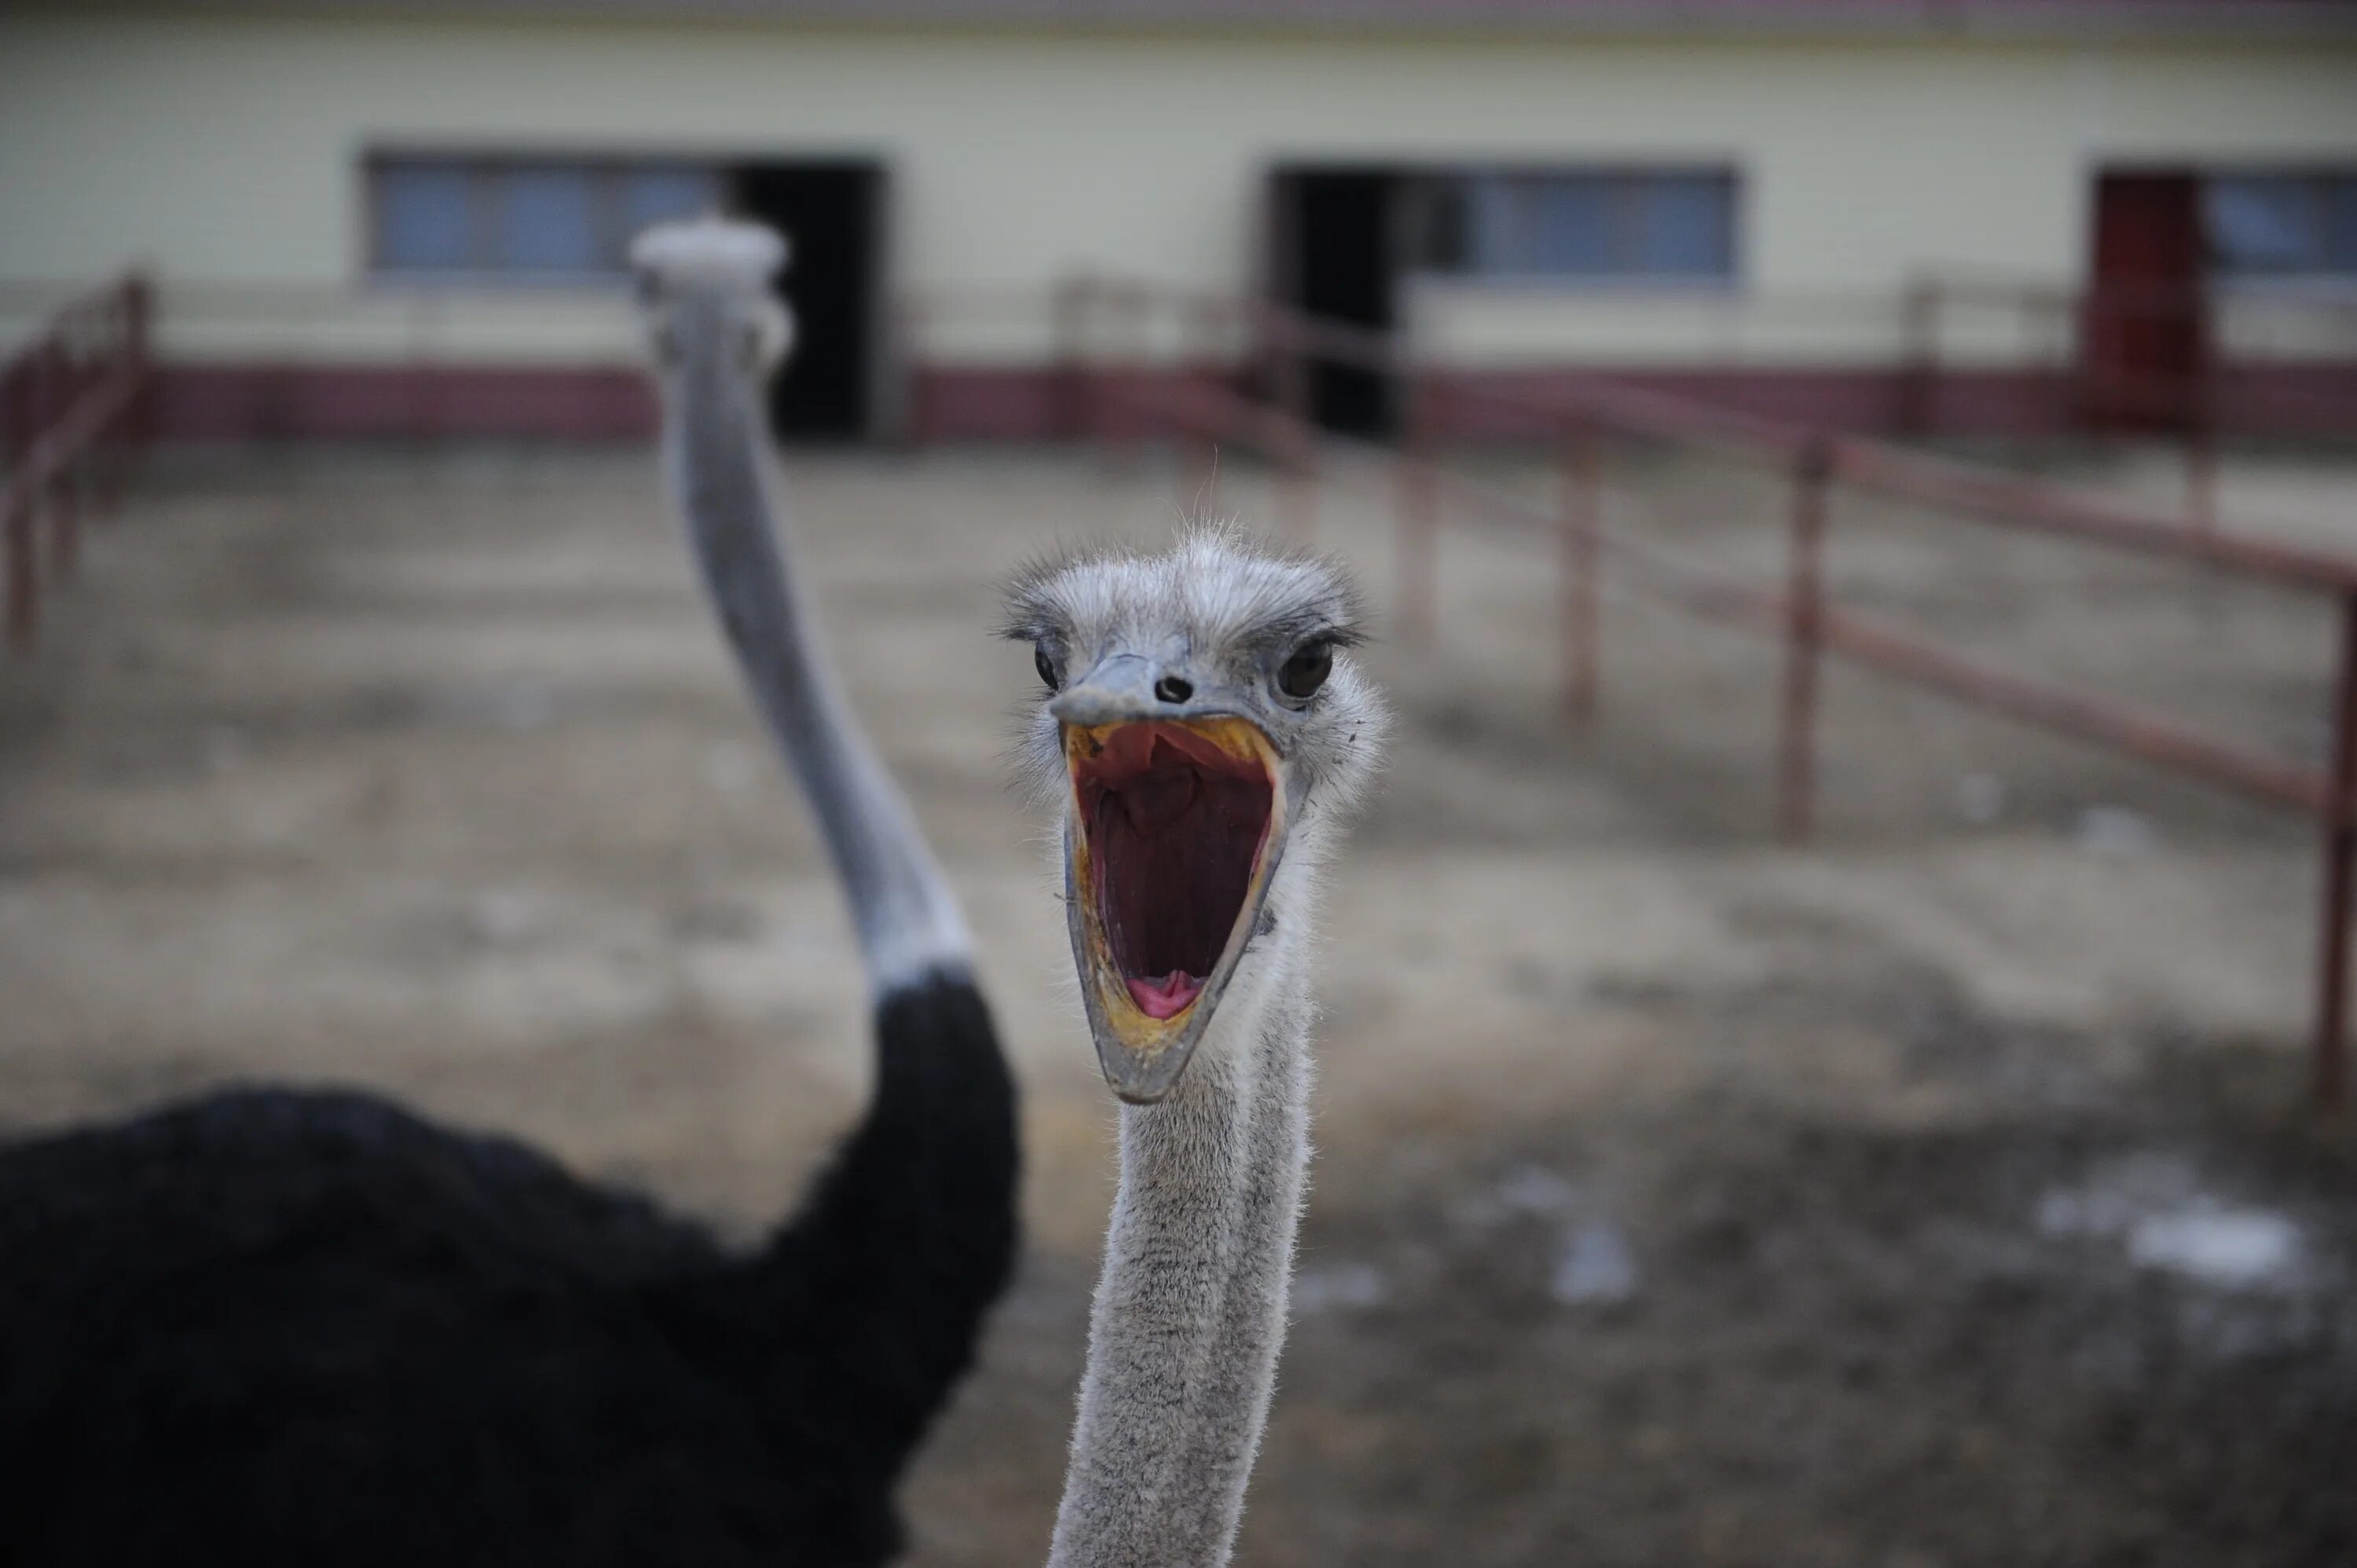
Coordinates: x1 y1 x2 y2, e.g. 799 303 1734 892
2 10 2352 430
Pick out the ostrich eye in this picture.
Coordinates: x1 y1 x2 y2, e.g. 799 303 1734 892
1034 644 1061 692
1277 641 1332 700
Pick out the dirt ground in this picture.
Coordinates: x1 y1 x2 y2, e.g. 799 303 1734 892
4 439 2355 1565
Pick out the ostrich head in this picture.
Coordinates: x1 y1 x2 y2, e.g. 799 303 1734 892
1006 528 1386 1104
629 218 795 407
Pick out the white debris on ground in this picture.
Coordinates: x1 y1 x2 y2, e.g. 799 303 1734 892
2126 1208 2304 1290
2035 1151 2194 1240
1450 1164 1580 1229
2071 804 2159 857
1292 1261 1390 1315
1450 1167 1644 1307
1550 1222 1642 1306
2036 1152 2306 1292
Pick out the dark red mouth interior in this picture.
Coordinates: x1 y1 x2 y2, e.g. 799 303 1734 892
1075 723 1274 1020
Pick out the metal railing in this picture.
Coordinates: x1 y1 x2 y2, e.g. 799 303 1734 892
1904 273 2357 528
3 275 153 650
1061 280 2357 1107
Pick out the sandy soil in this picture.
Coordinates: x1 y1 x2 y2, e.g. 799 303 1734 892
3 441 2354 1565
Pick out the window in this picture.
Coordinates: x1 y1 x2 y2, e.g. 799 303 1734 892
1417 170 1738 284
2206 173 2357 280
376 165 474 272
368 156 722 281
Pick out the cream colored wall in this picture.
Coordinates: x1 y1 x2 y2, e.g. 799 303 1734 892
1402 285 2072 370
1 12 2353 368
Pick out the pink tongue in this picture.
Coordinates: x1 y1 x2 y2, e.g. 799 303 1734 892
1125 970 1204 1020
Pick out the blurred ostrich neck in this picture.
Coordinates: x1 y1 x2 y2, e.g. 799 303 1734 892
659 336 967 991
1048 939 1314 1568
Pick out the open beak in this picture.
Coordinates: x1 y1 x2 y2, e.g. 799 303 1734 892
1056 698 1288 1105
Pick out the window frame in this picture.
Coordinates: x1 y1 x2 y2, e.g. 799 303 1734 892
2203 167 2357 298
361 151 725 288
1404 163 1744 294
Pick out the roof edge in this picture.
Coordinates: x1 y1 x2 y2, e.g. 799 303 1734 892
36 2 2357 43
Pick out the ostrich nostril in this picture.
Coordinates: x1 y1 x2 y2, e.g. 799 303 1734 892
1153 675 1193 705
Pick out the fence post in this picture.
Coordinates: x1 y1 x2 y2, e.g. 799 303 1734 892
1060 276 1113 449
97 288 124 507
1778 437 1835 841
1268 304 1317 538
2073 288 2106 431
1900 277 1941 437
1 361 18 483
896 296 931 452
126 274 155 460
1189 295 1229 401
1281 409 1318 538
1050 276 1083 442
1087 283 1120 473
5 278 156 654
1099 283 1149 479
1183 295 1229 503
5 343 38 649
405 290 450 448
49 332 80 581
2314 590 2357 1107
2184 321 2219 534
1269 302 1307 430
1178 387 1216 513
4 496 31 649
1560 418 1601 717
2186 420 2218 536
1396 365 1438 642
99 276 150 507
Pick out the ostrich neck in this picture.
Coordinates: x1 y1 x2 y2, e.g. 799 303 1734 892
1048 962 1314 1568
661 359 968 991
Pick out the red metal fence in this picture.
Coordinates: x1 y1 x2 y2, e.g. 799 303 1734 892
12 268 2352 1094
2 275 152 650
1067 281 2357 1107
1905 274 2357 529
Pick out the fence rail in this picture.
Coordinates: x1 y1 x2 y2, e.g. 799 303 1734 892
1061 278 2357 1107
3 275 153 650
1904 273 2357 526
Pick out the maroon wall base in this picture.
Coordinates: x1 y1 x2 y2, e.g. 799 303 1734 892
1426 369 2070 441
911 364 2357 442
145 361 2357 444
152 365 656 442
908 368 1076 441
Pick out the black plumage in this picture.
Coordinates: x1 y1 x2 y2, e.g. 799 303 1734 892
0 973 1017 1566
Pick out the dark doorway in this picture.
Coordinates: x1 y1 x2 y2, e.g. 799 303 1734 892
731 161 884 440
1267 167 1404 436
2082 170 2206 430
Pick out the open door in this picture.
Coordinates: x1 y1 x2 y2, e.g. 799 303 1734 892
2081 170 2206 430
731 159 885 441
1266 166 1406 436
